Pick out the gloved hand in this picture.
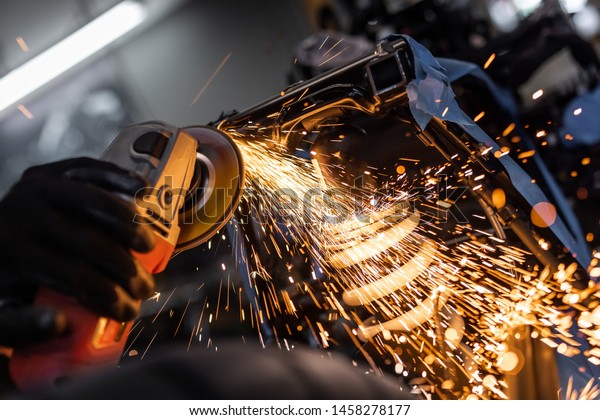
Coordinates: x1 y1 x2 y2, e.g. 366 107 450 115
0 157 156 349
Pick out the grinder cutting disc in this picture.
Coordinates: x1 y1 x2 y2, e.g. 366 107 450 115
175 125 244 252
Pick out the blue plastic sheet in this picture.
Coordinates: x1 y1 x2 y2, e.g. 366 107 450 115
400 35 590 267
436 57 589 265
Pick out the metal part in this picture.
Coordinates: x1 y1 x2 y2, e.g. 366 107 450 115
217 34 595 399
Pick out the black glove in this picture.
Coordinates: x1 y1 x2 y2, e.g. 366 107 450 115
0 157 156 349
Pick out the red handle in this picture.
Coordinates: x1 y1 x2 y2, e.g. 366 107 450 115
9 236 175 391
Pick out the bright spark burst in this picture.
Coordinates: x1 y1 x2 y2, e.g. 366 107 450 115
214 111 600 400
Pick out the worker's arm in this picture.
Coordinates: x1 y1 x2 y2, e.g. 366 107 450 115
0 157 156 388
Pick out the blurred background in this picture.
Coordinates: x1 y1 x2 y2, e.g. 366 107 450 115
0 0 313 195
2 0 600 195
2 0 600 391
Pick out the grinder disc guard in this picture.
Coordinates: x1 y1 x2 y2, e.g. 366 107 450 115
175 126 244 252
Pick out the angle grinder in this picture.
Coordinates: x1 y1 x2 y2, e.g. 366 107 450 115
9 120 244 391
